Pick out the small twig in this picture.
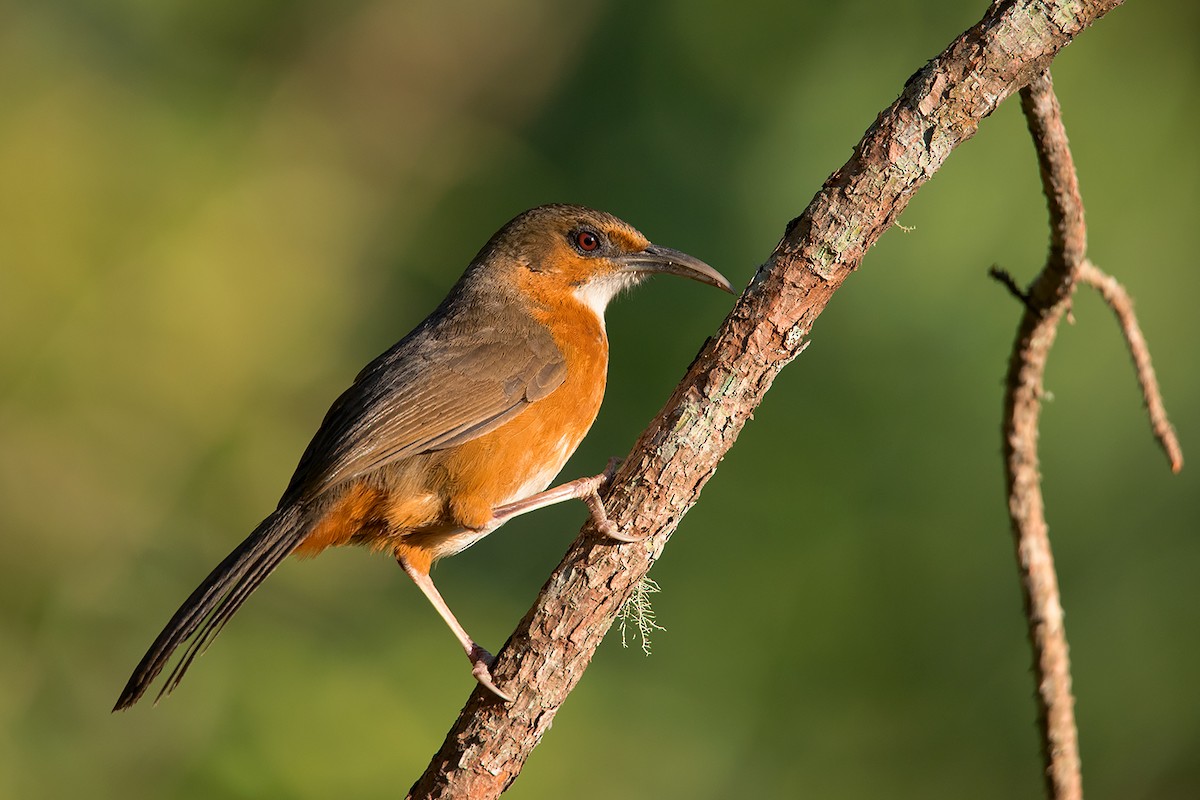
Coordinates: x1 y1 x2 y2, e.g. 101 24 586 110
988 265 1038 314
1005 71 1085 800
1077 260 1184 473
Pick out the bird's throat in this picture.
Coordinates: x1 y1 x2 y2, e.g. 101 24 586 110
572 272 646 330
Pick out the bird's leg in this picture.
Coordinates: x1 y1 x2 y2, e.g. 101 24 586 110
396 557 513 702
489 457 645 543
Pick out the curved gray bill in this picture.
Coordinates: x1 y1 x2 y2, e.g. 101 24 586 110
617 244 734 294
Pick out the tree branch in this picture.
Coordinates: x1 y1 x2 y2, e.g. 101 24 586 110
1000 71 1088 800
997 71 1183 800
408 2 1124 797
1077 259 1184 473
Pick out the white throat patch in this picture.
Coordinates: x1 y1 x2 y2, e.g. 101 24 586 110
573 272 644 330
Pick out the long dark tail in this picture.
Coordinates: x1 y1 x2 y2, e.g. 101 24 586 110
113 502 314 711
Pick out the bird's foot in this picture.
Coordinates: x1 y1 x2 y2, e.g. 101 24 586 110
485 457 644 542
468 644 513 702
586 457 646 544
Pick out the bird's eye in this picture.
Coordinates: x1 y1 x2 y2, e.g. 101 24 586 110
574 230 601 253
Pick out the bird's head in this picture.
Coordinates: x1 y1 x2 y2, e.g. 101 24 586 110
473 204 733 320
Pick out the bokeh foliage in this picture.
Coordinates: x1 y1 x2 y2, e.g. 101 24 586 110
2 1 1197 798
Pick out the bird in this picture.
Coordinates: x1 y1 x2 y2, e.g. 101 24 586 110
113 203 732 709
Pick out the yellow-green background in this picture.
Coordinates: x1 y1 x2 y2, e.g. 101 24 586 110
3 1 1197 798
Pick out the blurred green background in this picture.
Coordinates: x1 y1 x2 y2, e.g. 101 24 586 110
3 1 1197 798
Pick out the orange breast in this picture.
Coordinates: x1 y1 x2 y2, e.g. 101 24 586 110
298 294 611 572
435 296 609 530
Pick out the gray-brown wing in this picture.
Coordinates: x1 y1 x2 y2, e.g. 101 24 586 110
280 310 565 503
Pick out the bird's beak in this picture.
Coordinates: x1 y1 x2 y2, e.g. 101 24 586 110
617 244 735 294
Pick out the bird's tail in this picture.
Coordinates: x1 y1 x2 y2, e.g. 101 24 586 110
113 502 314 711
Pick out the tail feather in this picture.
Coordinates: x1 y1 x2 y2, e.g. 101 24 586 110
113 502 313 711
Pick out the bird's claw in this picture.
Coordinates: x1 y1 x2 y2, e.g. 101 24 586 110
594 516 646 543
468 645 513 702
585 462 647 544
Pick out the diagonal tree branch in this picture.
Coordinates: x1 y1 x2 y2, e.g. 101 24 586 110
408 2 1125 797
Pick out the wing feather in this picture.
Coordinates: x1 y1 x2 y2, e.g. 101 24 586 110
281 300 566 502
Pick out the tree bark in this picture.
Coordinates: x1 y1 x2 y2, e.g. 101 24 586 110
408 1 1125 797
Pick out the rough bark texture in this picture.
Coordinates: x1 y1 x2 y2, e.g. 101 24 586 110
408 1 1125 797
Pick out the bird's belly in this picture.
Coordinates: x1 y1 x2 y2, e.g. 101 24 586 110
442 419 593 528
417 431 582 563
393 316 607 567
498 432 581 506
436 368 605 532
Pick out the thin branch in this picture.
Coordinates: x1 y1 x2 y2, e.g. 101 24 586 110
1003 70 1087 800
408 2 1125 797
988 265 1037 312
1077 259 1184 473
1002 72 1185 800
